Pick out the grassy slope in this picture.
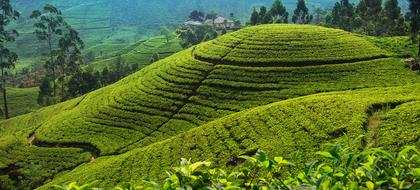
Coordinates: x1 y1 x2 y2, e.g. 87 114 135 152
0 96 91 187
364 35 418 57
0 88 40 120
0 24 419 189
88 35 182 71
39 84 420 188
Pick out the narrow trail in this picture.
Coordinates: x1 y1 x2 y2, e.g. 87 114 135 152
366 115 381 148
28 132 101 158
363 103 402 148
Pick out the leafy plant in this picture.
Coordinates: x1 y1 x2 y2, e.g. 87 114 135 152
56 144 419 190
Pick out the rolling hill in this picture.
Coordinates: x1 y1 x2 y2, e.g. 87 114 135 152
0 24 419 189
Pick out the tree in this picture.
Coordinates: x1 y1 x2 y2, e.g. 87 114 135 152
176 25 218 48
327 0 357 31
312 6 327 25
292 0 313 24
381 0 406 36
229 12 235 21
0 0 20 119
408 0 420 56
30 4 67 97
270 0 288 23
250 8 259 25
357 0 383 35
149 53 160 63
57 27 84 100
258 6 271 24
189 10 204 22
37 77 53 105
66 70 100 98
160 27 172 43
206 12 218 25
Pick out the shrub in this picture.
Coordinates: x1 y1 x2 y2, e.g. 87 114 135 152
54 144 419 190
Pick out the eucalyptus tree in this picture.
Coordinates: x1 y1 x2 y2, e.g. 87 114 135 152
30 4 67 97
57 28 84 99
0 0 20 119
270 0 288 23
381 0 406 36
292 0 312 24
408 0 420 56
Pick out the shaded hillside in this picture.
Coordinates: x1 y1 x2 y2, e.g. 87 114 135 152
0 24 418 189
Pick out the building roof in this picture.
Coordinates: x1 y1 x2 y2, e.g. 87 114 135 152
214 17 227 24
184 20 203 26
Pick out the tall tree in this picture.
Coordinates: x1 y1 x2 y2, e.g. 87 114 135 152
259 6 272 24
160 26 172 43
250 8 259 25
381 0 406 36
408 0 420 56
270 0 288 23
0 0 20 119
327 0 357 31
357 0 383 35
206 11 217 25
30 4 67 97
292 0 313 24
57 27 84 100
189 10 204 22
312 6 327 25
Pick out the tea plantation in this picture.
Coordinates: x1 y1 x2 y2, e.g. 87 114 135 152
0 24 419 189
39 85 420 188
0 88 40 120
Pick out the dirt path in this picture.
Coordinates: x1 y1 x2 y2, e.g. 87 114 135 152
28 133 36 146
366 115 381 148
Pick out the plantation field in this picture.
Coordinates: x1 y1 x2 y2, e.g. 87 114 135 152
0 88 40 120
39 85 420 188
88 35 182 70
0 24 419 189
364 35 419 57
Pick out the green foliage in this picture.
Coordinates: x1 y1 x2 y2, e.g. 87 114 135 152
0 0 20 119
292 0 313 24
364 36 418 57
326 0 357 31
249 1 288 26
194 25 391 65
89 36 182 71
38 84 420 189
54 145 420 189
0 87 39 119
2 24 420 189
408 0 420 56
177 25 219 48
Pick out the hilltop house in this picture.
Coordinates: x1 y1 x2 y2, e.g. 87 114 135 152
184 16 236 28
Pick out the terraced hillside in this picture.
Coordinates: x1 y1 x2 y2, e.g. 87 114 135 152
88 35 182 70
40 85 420 188
0 24 419 189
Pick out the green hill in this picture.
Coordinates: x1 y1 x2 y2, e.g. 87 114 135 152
39 85 420 188
88 35 182 71
0 24 418 189
0 88 40 120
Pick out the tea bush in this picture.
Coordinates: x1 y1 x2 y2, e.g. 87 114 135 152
53 144 420 190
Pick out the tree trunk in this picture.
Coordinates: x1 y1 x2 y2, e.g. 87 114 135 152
1 67 9 119
61 60 65 100
48 31 56 97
